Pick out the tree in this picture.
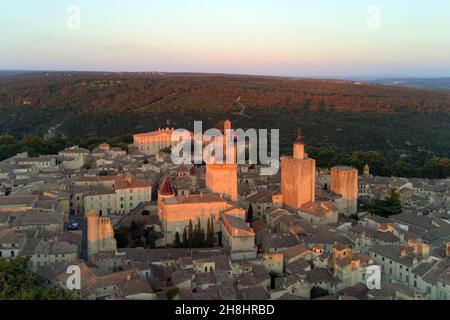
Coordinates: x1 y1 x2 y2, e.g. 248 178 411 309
189 219 207 248
131 240 145 248
422 157 450 179
166 288 180 300
81 163 92 170
363 187 402 217
182 228 188 248
0 135 16 145
311 286 329 299
194 219 203 247
390 160 416 178
384 188 402 215
217 231 223 247
199 227 206 248
188 219 194 248
206 217 215 247
174 232 181 248
0 256 73 300
206 218 212 247
19 135 46 156
130 221 143 242
114 226 130 248
209 217 215 247
145 226 157 249
246 204 254 222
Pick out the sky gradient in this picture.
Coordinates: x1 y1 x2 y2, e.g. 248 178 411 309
1 0 450 77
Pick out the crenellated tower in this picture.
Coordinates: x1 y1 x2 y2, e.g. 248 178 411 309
87 210 117 258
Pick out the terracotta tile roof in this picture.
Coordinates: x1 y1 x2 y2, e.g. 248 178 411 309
115 177 151 190
159 176 174 196
133 129 175 138
237 286 270 300
300 201 336 217
251 219 268 233
284 243 311 261
222 214 254 237
163 193 228 205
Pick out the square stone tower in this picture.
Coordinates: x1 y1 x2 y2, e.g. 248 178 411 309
281 130 316 211
205 120 238 202
330 166 358 215
87 210 117 258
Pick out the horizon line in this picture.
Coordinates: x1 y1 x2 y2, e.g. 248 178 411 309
1 69 450 81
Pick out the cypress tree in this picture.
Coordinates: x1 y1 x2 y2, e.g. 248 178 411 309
211 219 215 234
200 227 206 247
247 204 254 222
182 228 188 248
207 216 215 247
195 219 202 247
206 217 211 247
174 232 181 248
188 219 194 248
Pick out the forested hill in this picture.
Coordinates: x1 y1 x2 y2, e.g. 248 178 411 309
1 72 450 114
1 72 450 166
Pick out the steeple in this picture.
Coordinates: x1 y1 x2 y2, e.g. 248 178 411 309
159 176 174 196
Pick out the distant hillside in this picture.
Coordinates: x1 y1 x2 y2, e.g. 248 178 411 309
0 70 38 77
1 72 450 162
368 78 450 91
